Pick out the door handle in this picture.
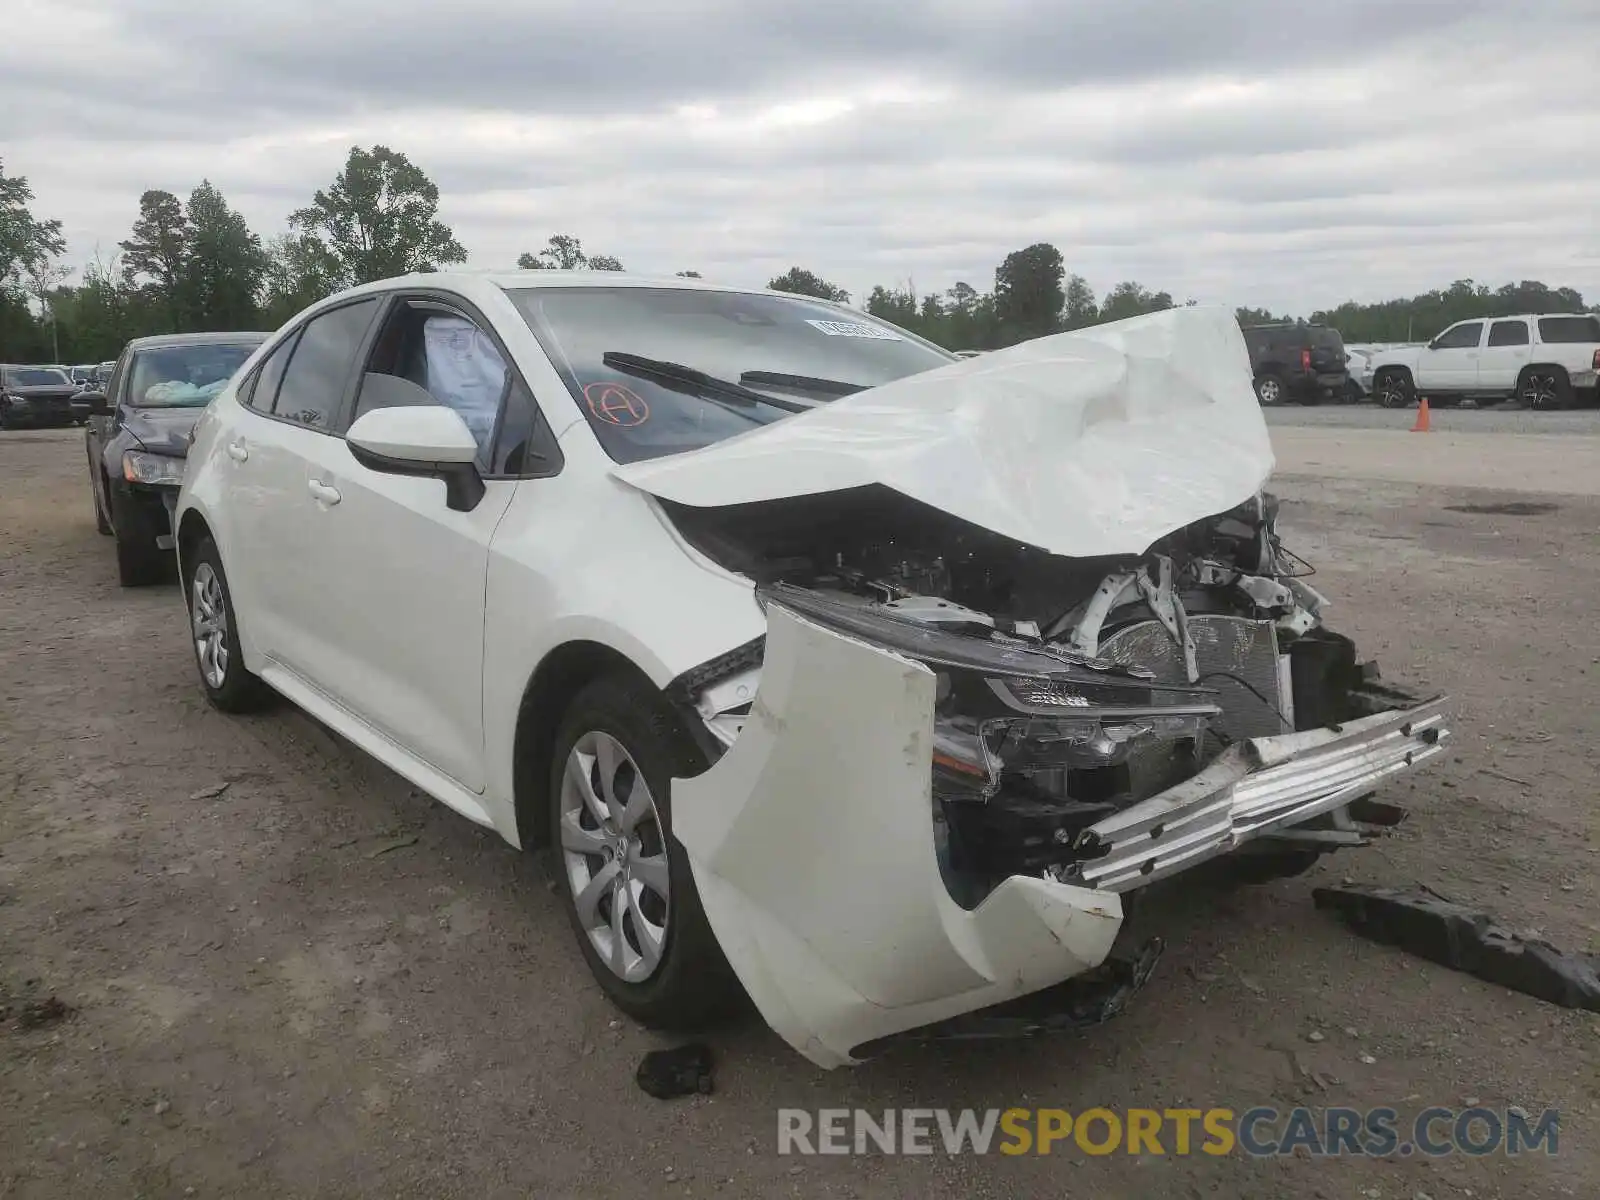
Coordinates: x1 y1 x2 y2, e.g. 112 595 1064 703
307 478 342 506
226 441 248 463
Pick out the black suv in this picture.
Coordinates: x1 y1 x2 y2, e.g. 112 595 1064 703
1242 323 1349 405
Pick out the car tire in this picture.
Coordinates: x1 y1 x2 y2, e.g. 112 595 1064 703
90 468 112 536
1374 368 1415 408
1342 380 1363 404
1518 366 1574 411
1253 373 1285 405
548 673 744 1031
110 489 168 587
185 536 275 713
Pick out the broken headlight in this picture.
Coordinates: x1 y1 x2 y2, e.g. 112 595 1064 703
759 582 1219 805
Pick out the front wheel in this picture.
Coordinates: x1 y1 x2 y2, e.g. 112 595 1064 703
90 468 112 536
186 537 275 713
1374 368 1415 408
549 674 743 1030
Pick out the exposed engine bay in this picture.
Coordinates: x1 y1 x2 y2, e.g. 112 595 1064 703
664 484 1435 909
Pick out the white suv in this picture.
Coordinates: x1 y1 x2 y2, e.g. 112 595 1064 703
1367 313 1600 409
174 276 1449 1067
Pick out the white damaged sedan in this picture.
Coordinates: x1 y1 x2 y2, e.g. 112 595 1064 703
176 275 1449 1067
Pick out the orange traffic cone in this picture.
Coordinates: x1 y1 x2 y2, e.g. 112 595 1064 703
1411 397 1431 433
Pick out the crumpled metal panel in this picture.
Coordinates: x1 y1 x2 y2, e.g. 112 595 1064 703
1065 698 1450 892
1100 615 1285 742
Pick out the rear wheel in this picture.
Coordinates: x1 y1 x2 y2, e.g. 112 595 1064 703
1518 366 1573 411
548 674 743 1030
1253 373 1285 405
1374 368 1415 408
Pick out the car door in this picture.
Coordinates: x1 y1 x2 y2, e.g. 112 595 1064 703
227 298 382 672
86 348 129 513
1479 319 1532 391
284 294 533 793
1413 321 1483 392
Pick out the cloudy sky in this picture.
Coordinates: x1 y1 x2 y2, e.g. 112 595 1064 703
6 0 1599 314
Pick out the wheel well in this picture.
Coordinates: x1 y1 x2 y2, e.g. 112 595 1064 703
512 641 657 851
176 510 212 587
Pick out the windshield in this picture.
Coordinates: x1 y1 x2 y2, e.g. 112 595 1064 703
4 367 71 388
127 341 263 407
508 286 956 463
1309 326 1345 352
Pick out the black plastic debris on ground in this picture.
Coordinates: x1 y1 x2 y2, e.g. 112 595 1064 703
1 995 75 1031
637 1042 714 1099
1314 884 1600 1012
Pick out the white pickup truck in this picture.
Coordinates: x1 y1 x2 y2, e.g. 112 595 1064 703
1367 313 1600 410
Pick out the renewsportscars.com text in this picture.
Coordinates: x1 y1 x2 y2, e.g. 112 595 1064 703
777 1106 1559 1158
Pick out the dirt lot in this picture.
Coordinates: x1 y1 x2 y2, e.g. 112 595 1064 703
2 425 1596 1199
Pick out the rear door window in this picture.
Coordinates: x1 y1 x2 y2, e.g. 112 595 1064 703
1536 316 1600 343
1488 320 1530 347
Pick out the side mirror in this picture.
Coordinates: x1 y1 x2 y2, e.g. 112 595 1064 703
81 391 109 415
345 382 485 512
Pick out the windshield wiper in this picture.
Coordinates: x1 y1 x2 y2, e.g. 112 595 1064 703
601 352 810 414
737 370 867 399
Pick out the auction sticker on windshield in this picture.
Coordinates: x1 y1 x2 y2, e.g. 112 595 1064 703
805 319 903 340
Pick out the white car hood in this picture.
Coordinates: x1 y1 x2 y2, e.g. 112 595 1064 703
612 304 1276 558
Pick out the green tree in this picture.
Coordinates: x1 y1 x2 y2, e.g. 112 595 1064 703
0 158 65 289
518 234 624 271
119 189 190 325
292 145 467 286
260 233 342 328
1098 281 1174 323
1063 274 1099 329
1234 306 1283 326
181 181 266 330
992 243 1064 344
676 270 702 279
767 267 849 303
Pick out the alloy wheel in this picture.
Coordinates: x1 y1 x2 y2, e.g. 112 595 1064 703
558 731 671 983
1377 375 1411 408
1257 378 1281 405
1521 372 1559 410
191 562 229 688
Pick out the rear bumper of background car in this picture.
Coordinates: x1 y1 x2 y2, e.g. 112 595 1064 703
672 606 1450 1068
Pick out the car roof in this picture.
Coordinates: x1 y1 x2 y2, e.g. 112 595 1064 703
1472 313 1600 322
124 331 272 350
325 270 840 307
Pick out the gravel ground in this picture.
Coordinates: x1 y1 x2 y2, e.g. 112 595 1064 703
1 425 1597 1199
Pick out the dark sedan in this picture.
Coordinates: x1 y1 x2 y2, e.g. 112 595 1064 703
1 365 83 429
84 331 268 585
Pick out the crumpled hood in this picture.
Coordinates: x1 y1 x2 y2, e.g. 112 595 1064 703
611 305 1276 559
122 406 205 457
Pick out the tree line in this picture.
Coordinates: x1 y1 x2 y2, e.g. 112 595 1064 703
2 148 1595 365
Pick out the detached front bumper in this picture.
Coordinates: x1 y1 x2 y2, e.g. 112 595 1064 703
673 606 1449 1068
1066 698 1449 891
